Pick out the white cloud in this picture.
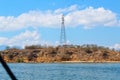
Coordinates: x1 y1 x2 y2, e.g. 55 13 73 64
110 43 120 50
0 11 61 31
54 4 78 13
0 37 8 45
0 5 120 31
0 30 41 48
65 7 120 28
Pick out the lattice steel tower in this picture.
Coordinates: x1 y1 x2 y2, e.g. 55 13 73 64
60 14 66 45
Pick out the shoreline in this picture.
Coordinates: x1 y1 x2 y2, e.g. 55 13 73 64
61 61 120 63
5 61 120 63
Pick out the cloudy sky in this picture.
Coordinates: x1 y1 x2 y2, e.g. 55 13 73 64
0 0 120 49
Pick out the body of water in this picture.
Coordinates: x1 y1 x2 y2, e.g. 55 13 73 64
0 63 120 80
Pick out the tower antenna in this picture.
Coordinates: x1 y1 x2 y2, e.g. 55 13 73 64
60 14 66 46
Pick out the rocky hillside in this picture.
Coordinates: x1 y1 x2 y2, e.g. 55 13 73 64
0 44 120 63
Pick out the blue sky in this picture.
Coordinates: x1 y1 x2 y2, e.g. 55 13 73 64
0 0 120 49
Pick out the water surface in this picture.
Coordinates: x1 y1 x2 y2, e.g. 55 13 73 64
0 63 120 80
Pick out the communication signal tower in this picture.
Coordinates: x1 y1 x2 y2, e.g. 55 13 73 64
60 14 66 46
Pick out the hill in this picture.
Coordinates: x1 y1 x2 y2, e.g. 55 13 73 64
0 44 120 63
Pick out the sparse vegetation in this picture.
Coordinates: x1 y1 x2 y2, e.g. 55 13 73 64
0 44 120 63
